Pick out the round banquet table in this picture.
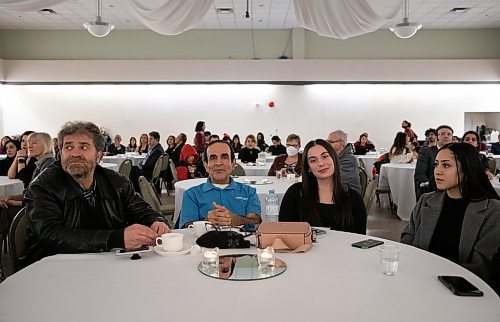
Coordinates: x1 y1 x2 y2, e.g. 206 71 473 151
0 230 498 322
379 163 416 221
355 153 380 170
174 176 297 224
0 176 24 196
101 154 145 168
100 162 118 172
237 162 272 176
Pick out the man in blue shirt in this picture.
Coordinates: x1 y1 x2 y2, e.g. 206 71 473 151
179 140 261 228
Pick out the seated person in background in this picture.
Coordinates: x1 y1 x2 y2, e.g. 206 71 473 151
165 135 176 155
209 134 220 143
126 136 137 152
0 139 20 176
8 130 34 181
106 134 126 155
24 121 170 267
136 133 149 154
0 135 10 154
176 144 203 181
52 137 60 156
238 134 259 163
222 135 232 145
401 143 500 290
388 132 414 163
480 135 489 152
171 133 186 166
231 134 242 153
327 130 362 194
353 133 375 155
414 125 453 201
279 139 366 234
138 131 164 181
452 135 461 143
409 141 420 158
257 132 269 152
179 140 261 228
492 134 500 155
462 131 494 180
267 135 286 156
423 128 437 147
267 134 302 176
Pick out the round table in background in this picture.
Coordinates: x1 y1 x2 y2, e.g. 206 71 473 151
237 162 272 176
355 153 380 170
174 176 297 224
0 176 24 196
102 154 146 168
100 162 118 172
379 163 416 221
1 230 498 322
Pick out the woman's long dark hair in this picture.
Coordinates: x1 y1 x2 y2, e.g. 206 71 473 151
257 132 266 144
439 143 499 200
301 139 353 229
195 121 205 132
389 132 408 157
461 130 480 151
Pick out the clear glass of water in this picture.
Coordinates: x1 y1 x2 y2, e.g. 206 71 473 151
201 247 219 275
378 245 400 276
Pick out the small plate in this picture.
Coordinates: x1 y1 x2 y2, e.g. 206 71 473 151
154 243 192 257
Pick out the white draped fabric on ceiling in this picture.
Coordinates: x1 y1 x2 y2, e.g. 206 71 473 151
0 0 403 39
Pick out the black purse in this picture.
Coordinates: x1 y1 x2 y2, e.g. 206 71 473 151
196 231 251 249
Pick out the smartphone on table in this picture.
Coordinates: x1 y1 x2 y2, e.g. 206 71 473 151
351 239 384 249
115 245 152 256
438 276 484 296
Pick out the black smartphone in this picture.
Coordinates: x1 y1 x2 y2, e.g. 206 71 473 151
311 228 327 235
115 245 151 256
438 276 484 296
351 239 384 249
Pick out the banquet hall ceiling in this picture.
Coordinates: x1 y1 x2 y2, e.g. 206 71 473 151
0 0 499 30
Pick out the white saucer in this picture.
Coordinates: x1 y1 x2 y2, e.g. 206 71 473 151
154 243 192 257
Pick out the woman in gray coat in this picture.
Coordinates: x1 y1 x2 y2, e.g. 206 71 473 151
401 143 500 290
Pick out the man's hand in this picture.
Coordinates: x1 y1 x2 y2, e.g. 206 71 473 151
123 224 158 249
0 196 9 208
206 202 234 226
150 221 171 235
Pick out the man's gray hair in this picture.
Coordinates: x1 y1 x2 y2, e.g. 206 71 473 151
58 121 104 152
332 130 348 142
286 134 301 146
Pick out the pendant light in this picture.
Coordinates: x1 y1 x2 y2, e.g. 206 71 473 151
390 0 422 39
83 0 114 37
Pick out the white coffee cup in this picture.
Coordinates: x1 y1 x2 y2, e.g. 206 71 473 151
188 221 212 237
155 233 183 252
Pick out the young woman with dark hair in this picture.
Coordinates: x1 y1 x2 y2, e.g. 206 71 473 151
389 132 413 163
0 140 20 176
232 134 242 153
136 133 149 154
402 143 500 289
256 132 269 152
353 133 375 155
279 139 366 234
126 137 137 152
194 121 206 154
165 135 176 155
462 130 494 180
238 134 259 163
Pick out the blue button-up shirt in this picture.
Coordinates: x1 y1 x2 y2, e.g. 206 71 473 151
179 178 261 228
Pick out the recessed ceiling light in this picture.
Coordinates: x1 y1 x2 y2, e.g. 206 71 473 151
450 7 470 13
39 8 58 15
216 8 234 14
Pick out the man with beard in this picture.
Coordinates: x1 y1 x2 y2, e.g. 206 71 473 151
23 121 170 267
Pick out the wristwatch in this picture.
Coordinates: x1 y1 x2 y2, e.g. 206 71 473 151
17 157 26 164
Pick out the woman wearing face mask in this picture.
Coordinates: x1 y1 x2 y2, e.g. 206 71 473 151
238 134 260 163
462 130 494 180
0 140 20 176
401 143 500 290
267 134 303 176
279 139 366 233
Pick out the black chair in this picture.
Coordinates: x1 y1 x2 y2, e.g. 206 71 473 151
8 207 28 273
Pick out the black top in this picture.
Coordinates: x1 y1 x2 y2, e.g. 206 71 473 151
268 144 286 156
429 194 469 263
106 144 126 155
17 157 37 188
258 142 269 152
279 182 367 234
0 156 14 176
170 143 184 166
238 147 259 163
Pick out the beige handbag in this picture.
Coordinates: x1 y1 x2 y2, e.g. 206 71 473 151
256 222 315 253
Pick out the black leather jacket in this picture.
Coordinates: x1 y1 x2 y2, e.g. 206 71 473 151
24 162 166 265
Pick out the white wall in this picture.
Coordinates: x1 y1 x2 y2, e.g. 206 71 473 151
2 83 500 150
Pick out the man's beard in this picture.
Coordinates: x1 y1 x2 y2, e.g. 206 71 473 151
62 156 96 179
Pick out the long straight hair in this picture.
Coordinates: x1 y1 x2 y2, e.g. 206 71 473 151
389 132 408 157
301 139 353 228
439 143 499 200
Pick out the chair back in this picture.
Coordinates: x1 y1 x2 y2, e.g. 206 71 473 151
358 166 368 197
160 153 170 172
487 157 497 174
363 174 378 211
138 176 161 211
151 155 164 185
232 164 246 176
118 158 133 178
169 160 179 184
8 207 28 273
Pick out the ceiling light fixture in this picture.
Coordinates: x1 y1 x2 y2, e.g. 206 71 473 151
390 0 422 39
83 0 114 38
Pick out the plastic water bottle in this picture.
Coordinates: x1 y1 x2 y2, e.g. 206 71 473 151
265 189 279 222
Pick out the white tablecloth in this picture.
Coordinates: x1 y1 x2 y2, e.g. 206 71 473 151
102 154 145 168
492 155 500 171
1 230 498 322
0 176 24 196
174 176 297 224
379 163 416 221
100 162 118 172
491 179 500 195
237 162 272 176
355 154 380 170
0 154 7 160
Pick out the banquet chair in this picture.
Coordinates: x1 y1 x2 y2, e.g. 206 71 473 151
8 207 27 273
150 156 164 191
232 164 246 176
363 175 378 214
487 158 497 175
358 167 368 197
169 160 179 185
138 176 174 226
159 153 171 192
375 183 396 215
118 158 133 178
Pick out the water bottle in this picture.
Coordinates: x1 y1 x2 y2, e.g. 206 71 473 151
265 189 279 222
